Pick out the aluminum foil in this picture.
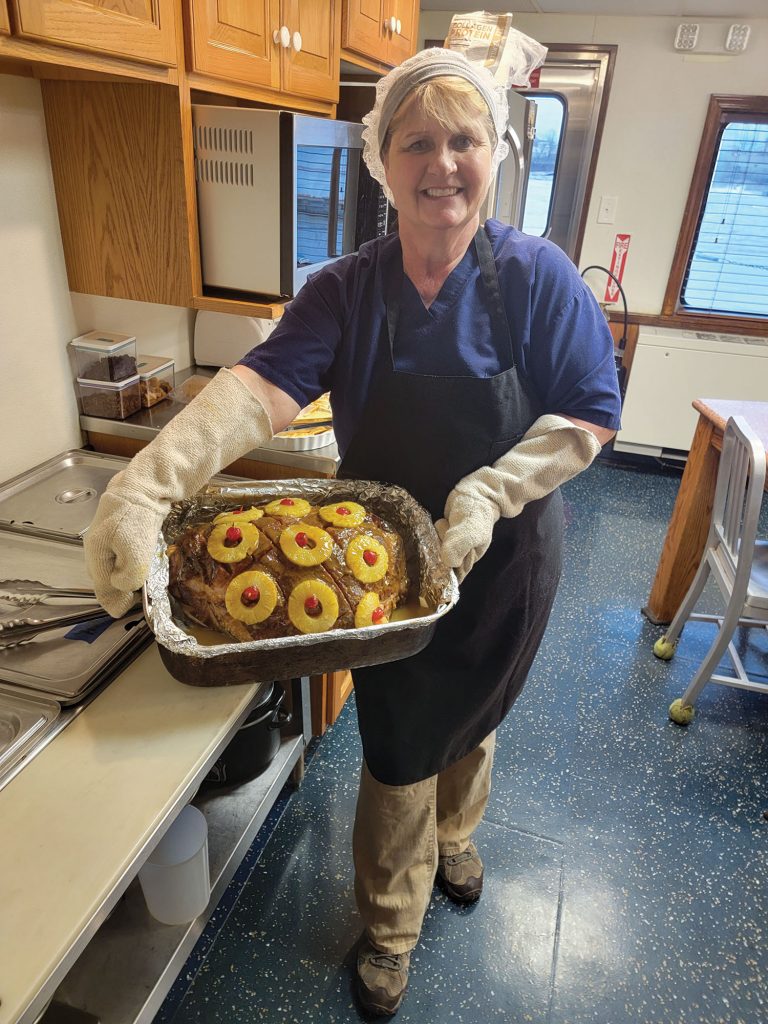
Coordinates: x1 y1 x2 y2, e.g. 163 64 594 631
143 479 460 663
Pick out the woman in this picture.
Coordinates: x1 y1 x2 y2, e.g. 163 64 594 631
85 48 621 1017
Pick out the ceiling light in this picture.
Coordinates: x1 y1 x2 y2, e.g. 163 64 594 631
674 23 699 51
725 24 750 52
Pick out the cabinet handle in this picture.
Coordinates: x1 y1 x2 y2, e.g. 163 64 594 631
385 15 397 33
292 30 302 53
273 25 291 48
396 18 402 35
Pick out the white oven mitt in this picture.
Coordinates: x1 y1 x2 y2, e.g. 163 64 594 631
435 414 602 583
84 369 273 618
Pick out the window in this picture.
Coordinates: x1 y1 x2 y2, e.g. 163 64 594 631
521 94 566 237
664 95 768 326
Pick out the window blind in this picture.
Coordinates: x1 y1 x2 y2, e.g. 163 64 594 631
681 120 768 317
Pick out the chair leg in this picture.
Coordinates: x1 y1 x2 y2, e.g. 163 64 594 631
653 558 711 660
677 598 745 710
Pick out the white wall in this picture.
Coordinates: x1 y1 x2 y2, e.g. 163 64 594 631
0 74 81 482
420 12 768 315
0 74 195 484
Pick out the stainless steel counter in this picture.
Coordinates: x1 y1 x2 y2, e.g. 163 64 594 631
80 366 339 477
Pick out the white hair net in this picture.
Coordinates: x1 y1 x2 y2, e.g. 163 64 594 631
361 48 509 206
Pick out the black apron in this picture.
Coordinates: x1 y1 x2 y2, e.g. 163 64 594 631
338 226 564 786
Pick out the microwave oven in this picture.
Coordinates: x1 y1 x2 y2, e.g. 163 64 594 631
192 107 391 299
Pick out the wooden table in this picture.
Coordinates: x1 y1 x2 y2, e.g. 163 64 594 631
644 398 768 625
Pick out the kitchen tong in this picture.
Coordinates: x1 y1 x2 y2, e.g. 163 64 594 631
0 607 113 649
0 578 98 607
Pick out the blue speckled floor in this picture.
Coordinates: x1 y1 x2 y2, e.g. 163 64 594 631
156 459 768 1024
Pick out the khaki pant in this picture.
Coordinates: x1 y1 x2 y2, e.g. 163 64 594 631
352 732 496 954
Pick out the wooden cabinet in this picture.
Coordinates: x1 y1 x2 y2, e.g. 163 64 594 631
342 0 417 68
0 3 10 35
9 0 177 66
187 0 339 102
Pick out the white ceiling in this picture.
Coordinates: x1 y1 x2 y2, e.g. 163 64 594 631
420 1 768 16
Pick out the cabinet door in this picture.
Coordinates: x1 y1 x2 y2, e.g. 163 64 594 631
385 0 417 66
186 0 281 89
0 3 10 35
11 0 177 65
281 0 339 102
342 0 385 64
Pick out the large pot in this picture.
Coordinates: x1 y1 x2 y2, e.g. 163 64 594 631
203 682 292 787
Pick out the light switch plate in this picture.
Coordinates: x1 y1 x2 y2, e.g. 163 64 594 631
598 195 618 224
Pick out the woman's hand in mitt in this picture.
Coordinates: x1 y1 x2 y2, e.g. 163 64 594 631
83 368 278 618
436 415 605 584
435 494 499 584
84 492 164 618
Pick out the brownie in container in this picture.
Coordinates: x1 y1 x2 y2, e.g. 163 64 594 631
70 330 138 382
78 374 142 420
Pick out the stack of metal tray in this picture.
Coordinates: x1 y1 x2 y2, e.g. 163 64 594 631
0 451 155 788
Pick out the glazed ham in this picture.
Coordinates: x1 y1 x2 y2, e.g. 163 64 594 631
167 498 408 642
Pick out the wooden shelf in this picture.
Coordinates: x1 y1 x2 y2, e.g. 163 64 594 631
192 293 287 320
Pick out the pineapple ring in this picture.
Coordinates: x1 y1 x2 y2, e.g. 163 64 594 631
318 501 366 527
346 535 389 583
355 592 388 628
264 497 312 518
213 506 264 526
288 579 339 634
225 571 279 624
279 524 333 566
206 521 260 563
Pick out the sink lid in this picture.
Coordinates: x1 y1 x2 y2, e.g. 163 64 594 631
0 450 129 542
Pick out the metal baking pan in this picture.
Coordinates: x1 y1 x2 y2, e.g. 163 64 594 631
144 479 459 686
0 534 149 701
0 449 130 543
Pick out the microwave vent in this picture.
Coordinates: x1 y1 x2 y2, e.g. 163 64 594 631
196 158 254 188
195 124 254 155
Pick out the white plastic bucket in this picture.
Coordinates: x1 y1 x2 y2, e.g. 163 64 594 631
138 804 210 925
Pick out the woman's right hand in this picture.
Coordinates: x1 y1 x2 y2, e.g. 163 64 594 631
82 368 278 618
84 488 166 618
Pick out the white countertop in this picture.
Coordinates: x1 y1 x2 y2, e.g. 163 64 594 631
0 645 261 1024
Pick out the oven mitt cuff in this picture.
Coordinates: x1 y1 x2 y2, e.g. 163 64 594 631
437 415 601 582
84 369 274 617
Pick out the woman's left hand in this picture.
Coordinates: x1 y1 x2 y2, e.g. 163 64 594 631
435 492 499 583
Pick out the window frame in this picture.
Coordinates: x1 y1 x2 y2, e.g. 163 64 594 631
663 94 768 332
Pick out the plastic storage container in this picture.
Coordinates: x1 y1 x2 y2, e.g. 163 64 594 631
137 355 175 408
70 330 137 382
78 374 141 420
138 804 210 925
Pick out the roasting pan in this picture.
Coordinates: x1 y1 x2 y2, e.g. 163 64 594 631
143 479 459 686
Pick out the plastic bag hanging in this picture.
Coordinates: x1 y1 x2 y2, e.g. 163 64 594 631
444 11 547 88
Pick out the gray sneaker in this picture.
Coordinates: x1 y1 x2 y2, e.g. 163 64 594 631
354 933 410 1017
436 840 484 903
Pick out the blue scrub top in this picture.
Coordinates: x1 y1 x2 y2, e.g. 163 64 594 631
238 219 622 457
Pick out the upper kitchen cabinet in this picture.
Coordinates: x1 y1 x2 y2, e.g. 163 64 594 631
342 0 418 69
9 0 178 66
186 0 339 103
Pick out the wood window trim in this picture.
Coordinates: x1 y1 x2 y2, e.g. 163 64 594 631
662 94 768 332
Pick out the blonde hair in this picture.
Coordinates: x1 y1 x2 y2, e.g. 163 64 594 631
381 76 497 155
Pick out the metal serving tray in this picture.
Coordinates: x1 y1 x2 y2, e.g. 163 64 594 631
0 449 130 542
0 687 60 783
0 533 149 702
144 479 460 686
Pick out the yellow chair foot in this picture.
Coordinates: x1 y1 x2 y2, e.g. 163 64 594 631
669 698 695 725
654 636 677 660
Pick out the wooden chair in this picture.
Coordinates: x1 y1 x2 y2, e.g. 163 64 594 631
653 416 768 725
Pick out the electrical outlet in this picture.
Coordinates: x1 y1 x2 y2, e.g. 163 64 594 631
597 195 618 224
